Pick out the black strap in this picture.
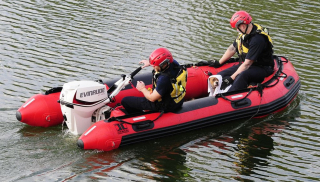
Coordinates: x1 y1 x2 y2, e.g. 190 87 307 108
263 55 287 88
218 88 254 103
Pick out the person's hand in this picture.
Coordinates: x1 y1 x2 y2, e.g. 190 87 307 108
221 76 233 90
208 60 222 68
139 60 150 68
195 61 210 66
136 81 146 91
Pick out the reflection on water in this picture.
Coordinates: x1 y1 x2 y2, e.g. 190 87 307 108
233 121 284 176
1 0 320 181
179 99 302 181
44 98 301 181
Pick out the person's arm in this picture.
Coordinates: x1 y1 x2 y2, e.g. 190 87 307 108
218 44 237 64
136 81 161 102
195 44 236 67
220 58 253 90
230 59 254 80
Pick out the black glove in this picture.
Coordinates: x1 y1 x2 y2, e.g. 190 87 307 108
227 57 238 63
221 76 233 90
208 60 222 68
195 61 210 66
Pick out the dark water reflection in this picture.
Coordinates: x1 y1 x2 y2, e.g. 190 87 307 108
57 102 299 181
1 0 320 181
24 98 299 182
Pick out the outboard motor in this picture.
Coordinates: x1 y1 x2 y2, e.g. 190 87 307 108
59 67 143 135
59 80 110 135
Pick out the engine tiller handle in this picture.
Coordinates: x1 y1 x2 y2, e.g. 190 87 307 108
130 66 142 78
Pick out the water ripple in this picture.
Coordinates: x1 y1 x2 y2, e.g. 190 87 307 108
1 0 320 181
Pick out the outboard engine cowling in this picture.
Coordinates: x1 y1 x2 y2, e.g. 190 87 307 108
60 81 109 135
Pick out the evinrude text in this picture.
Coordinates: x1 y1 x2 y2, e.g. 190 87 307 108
80 88 105 98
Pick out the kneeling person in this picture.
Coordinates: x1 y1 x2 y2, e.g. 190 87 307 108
121 47 187 114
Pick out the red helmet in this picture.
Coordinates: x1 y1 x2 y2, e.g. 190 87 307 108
230 11 252 28
149 48 173 67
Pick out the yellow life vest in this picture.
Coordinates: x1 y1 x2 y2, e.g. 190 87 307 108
236 23 273 58
153 67 187 104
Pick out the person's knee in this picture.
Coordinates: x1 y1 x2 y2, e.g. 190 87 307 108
218 66 239 78
121 97 131 107
237 71 250 80
121 97 127 104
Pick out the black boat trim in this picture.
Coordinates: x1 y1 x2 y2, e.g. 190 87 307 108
44 87 63 95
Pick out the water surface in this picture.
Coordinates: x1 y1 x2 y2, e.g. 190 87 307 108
1 0 320 181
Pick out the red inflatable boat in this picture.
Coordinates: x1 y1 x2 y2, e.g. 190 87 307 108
75 56 300 151
15 56 230 128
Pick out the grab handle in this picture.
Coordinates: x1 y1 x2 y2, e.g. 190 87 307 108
234 100 249 107
285 77 295 87
284 76 295 89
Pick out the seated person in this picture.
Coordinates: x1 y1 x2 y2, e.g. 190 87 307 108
199 11 274 92
121 47 187 114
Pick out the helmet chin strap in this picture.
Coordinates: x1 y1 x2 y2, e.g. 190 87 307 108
159 60 170 72
239 23 249 34
160 63 169 72
244 24 249 34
